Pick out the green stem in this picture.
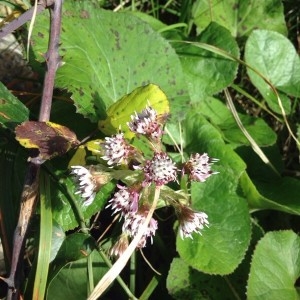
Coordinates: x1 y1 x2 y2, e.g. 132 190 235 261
98 248 138 299
129 251 136 294
88 187 161 300
139 275 159 300
87 254 94 294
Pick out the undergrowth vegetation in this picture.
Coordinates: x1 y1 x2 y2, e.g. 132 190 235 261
0 0 300 299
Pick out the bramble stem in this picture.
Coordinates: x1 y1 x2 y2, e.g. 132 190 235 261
5 1 63 299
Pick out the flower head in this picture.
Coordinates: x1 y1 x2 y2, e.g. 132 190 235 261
109 233 129 258
177 205 209 239
71 166 97 205
143 152 177 186
101 132 134 166
127 106 164 140
183 153 218 182
122 208 158 248
106 184 140 215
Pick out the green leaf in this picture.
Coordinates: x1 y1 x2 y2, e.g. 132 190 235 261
199 97 277 147
51 233 95 265
47 232 96 288
176 112 251 274
31 1 188 122
247 231 300 299
192 0 287 37
50 220 65 262
47 250 108 300
240 172 300 216
33 172 53 300
99 84 169 138
0 82 29 130
175 22 239 102
167 258 240 299
237 145 300 215
177 181 251 275
245 30 300 114
51 176 115 231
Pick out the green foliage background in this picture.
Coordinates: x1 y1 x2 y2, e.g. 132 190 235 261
0 0 300 299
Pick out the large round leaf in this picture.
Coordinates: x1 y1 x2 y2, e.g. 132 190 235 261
245 30 300 114
247 231 300 299
175 22 239 103
31 1 188 122
192 0 287 37
176 111 251 274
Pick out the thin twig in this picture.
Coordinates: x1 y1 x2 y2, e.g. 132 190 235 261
5 0 63 299
0 0 51 39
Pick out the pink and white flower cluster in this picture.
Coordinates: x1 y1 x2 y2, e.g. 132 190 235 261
71 105 218 255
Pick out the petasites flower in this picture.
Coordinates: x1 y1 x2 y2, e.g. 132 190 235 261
106 184 139 215
109 233 129 258
71 166 97 206
177 205 209 239
122 208 158 248
127 106 164 140
183 153 218 182
101 132 134 166
143 152 177 186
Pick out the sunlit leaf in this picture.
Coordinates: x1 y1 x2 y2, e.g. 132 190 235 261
245 30 300 114
247 231 300 299
31 1 188 122
86 139 102 155
68 146 86 168
175 22 239 102
167 258 239 299
200 97 277 147
192 0 287 37
99 84 169 138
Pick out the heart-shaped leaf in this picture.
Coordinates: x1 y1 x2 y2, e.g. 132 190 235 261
176 112 251 275
192 0 287 37
175 22 239 102
247 231 300 299
245 30 300 114
31 1 188 122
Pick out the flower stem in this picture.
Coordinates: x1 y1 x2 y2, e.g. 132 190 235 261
88 186 161 300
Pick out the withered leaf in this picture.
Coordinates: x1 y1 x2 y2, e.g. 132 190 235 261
15 121 79 161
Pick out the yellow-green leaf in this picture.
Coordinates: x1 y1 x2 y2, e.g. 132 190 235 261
98 84 169 138
68 145 87 167
86 139 102 155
